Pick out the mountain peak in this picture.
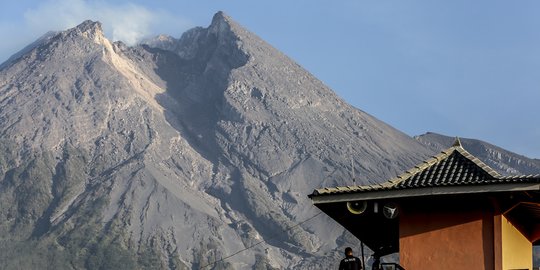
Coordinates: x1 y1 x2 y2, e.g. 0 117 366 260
77 20 101 30
208 11 245 38
75 20 103 35
60 20 105 43
209 11 232 33
211 11 230 24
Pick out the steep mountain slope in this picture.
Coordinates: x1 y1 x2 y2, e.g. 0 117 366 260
0 12 434 269
415 132 540 176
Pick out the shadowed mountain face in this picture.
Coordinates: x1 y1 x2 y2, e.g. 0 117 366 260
6 12 536 269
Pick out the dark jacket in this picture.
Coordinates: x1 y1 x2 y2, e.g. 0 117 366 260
338 255 362 270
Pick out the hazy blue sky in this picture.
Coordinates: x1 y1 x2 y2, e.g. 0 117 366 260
1 0 539 158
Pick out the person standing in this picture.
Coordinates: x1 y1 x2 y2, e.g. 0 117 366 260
339 247 362 270
371 256 381 270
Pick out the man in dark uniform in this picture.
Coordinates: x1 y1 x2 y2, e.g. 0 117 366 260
339 247 362 270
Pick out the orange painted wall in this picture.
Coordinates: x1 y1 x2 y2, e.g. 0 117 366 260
399 207 494 270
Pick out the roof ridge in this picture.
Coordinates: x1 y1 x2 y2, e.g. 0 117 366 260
384 146 459 187
312 142 508 196
310 144 540 198
453 146 501 178
380 143 502 187
500 174 540 179
452 137 462 147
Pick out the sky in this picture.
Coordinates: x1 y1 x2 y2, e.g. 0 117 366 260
1 0 539 158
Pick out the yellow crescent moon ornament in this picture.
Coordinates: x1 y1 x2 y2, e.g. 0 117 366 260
346 201 368 215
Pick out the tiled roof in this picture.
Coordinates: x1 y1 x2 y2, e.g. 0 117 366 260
311 140 540 197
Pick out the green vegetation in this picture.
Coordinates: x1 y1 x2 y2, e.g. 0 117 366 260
0 144 169 269
0 143 280 269
194 241 234 270
253 254 279 270
0 150 55 238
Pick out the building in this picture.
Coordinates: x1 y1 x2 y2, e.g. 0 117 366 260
309 139 540 270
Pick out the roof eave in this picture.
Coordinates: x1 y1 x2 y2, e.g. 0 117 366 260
310 183 540 204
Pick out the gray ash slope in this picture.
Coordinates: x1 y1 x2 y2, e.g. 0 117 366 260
3 12 522 269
